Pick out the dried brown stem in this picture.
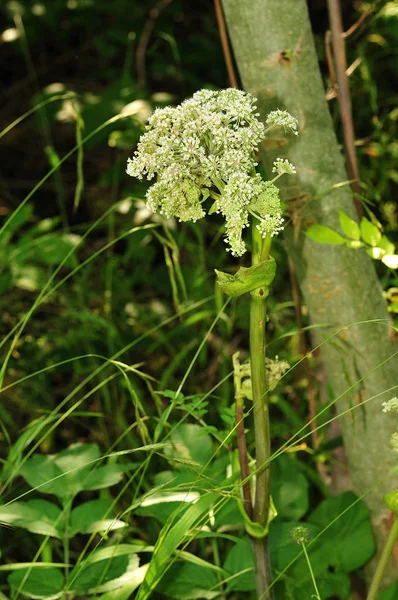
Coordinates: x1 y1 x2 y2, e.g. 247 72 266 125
344 0 380 38
235 401 253 519
214 0 238 89
326 0 362 218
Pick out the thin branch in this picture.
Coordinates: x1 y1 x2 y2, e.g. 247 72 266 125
344 0 380 38
214 0 238 89
136 0 172 89
326 0 362 218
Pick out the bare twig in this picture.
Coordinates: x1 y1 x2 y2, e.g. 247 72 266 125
326 0 362 218
136 0 172 89
214 0 238 89
344 0 380 38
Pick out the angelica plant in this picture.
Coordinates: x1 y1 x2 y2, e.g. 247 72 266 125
127 88 298 599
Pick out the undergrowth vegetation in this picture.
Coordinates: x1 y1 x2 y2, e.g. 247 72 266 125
0 1 397 599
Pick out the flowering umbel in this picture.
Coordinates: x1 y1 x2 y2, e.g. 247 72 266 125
127 88 298 256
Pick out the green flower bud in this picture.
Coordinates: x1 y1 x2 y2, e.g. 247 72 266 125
291 525 311 545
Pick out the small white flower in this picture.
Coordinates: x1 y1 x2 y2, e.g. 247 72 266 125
272 158 297 176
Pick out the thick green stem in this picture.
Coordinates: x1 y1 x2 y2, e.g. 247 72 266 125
366 515 398 600
250 227 273 599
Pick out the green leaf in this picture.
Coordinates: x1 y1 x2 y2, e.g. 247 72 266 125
135 493 218 600
378 235 395 255
15 233 80 268
8 566 64 599
309 491 375 571
20 443 100 502
382 254 398 269
0 500 62 538
215 256 276 297
269 520 350 600
271 455 309 520
339 211 360 240
223 538 255 592
70 554 138 595
0 204 33 246
20 456 65 499
160 563 219 599
305 224 346 245
164 424 213 468
99 565 149 600
82 464 133 491
378 581 398 599
0 416 59 485
70 499 127 535
360 217 382 246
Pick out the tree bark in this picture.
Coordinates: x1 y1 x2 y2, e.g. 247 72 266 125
222 0 398 584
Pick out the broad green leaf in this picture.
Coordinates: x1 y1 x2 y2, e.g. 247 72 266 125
271 455 309 520
378 235 395 255
70 554 138 595
305 224 346 245
135 493 218 600
339 211 360 240
82 464 134 491
223 538 255 592
8 566 64 599
20 456 65 499
20 443 100 502
215 256 276 297
0 500 62 538
309 491 375 572
160 563 219 599
360 217 382 246
99 565 149 600
70 499 127 535
269 520 350 600
14 234 80 268
382 254 398 269
164 424 213 468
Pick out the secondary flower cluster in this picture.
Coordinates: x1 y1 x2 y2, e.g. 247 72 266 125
127 88 298 256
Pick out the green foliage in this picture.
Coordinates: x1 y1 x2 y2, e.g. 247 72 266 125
269 492 375 599
0 443 141 599
0 205 80 293
306 212 398 271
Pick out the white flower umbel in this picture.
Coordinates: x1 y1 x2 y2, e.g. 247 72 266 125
272 158 296 176
127 89 298 256
382 397 398 413
265 109 299 136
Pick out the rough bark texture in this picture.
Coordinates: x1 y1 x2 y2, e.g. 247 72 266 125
222 0 398 582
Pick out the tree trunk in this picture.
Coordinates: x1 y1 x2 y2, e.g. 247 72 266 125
222 0 398 584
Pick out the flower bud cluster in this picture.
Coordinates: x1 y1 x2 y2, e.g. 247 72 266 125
127 89 297 256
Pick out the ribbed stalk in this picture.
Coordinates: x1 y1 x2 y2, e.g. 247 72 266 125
250 227 273 599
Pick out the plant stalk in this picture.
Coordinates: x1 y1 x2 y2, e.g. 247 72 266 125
250 227 273 599
366 514 398 600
